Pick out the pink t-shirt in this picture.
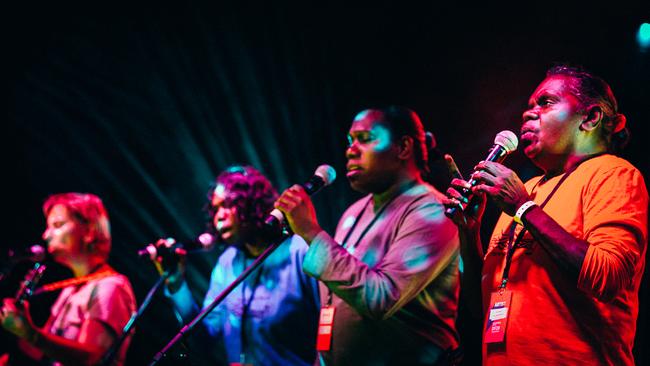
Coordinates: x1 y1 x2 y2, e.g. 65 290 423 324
48 271 136 366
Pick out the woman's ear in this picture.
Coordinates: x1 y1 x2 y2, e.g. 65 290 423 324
397 136 414 160
579 105 604 132
82 229 96 253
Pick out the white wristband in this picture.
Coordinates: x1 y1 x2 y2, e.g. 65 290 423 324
513 201 537 225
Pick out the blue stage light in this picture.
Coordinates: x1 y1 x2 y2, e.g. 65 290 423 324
637 23 650 49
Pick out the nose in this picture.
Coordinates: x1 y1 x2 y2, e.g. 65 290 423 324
522 108 539 123
42 228 50 242
346 142 360 159
215 206 229 221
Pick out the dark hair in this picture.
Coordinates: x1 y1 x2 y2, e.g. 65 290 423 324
206 165 278 236
546 64 629 154
367 106 434 175
43 192 111 261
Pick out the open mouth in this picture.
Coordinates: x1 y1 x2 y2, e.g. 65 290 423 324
519 128 537 148
520 134 534 147
346 165 362 177
347 163 362 171
216 223 231 235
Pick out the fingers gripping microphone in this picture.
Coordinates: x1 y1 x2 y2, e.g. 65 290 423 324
137 233 216 260
265 164 337 230
446 130 519 216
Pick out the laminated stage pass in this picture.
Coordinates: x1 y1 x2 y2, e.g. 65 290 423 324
316 306 335 351
484 290 512 343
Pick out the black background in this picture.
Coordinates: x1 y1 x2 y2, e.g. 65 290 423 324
3 2 649 365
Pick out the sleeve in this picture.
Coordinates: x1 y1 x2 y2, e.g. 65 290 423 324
303 198 459 320
291 236 321 311
578 166 649 302
166 280 200 322
86 276 136 337
199 259 229 339
167 260 229 364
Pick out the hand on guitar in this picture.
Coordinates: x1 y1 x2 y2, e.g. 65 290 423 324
1 262 46 344
0 298 39 344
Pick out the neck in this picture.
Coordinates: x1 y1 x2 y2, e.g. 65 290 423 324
372 173 423 210
69 257 105 277
244 241 267 258
542 149 606 178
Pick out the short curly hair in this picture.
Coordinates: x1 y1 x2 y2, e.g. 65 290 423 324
43 192 111 261
206 165 278 237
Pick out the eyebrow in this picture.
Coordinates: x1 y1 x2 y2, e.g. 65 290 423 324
528 91 556 107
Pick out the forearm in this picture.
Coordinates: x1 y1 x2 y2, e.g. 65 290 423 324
166 280 199 322
303 232 401 318
30 328 107 366
521 205 589 278
305 225 458 320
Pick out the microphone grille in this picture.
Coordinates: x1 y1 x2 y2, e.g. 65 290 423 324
197 233 216 249
314 164 337 186
494 130 519 152
30 245 47 262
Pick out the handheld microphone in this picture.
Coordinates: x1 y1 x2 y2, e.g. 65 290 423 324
265 164 337 230
446 130 518 216
6 244 47 263
137 233 216 260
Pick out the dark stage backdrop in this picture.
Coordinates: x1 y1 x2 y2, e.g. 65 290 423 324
4 3 649 365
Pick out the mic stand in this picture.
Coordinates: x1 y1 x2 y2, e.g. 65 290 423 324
100 272 170 366
148 231 289 366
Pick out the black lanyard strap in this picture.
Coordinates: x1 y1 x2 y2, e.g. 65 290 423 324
326 182 422 306
499 153 606 289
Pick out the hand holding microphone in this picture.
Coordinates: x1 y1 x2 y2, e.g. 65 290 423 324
138 233 215 261
138 233 215 293
444 130 519 220
272 164 336 242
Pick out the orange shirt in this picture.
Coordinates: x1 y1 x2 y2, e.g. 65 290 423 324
482 154 648 365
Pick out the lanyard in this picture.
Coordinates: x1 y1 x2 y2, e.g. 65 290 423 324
499 153 605 290
326 183 417 306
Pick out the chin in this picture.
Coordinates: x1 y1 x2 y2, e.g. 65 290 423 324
51 253 70 266
219 234 233 244
348 178 370 194
523 146 539 160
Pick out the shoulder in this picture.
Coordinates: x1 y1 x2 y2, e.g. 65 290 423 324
211 246 240 278
263 235 309 268
94 272 132 291
217 246 239 264
578 154 647 192
392 183 455 228
286 235 309 256
396 182 446 212
88 272 136 304
341 194 372 215
336 195 371 229
581 154 642 175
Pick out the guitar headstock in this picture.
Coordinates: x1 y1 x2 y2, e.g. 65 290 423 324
15 262 47 306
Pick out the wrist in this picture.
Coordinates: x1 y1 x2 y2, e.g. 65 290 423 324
25 326 42 346
513 200 537 225
165 275 185 294
303 226 323 244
